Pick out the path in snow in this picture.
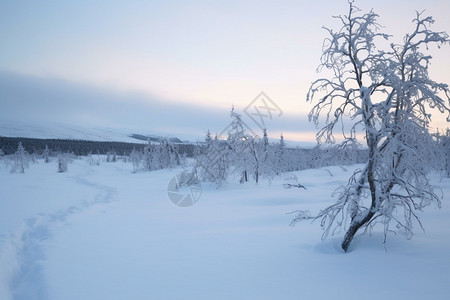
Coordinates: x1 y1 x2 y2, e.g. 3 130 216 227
0 159 117 300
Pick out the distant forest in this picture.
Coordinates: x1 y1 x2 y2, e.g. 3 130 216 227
0 136 196 157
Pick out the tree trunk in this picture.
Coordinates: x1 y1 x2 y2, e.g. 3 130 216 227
342 149 377 252
341 210 375 252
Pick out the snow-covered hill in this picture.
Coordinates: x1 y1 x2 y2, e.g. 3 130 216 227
0 121 189 144
0 121 315 148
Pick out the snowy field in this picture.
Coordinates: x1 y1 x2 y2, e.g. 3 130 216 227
1 158 450 300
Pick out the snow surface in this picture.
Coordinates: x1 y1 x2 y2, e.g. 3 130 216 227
1 158 449 299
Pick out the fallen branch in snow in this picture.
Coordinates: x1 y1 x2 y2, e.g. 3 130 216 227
283 183 307 190
323 169 333 177
287 210 312 227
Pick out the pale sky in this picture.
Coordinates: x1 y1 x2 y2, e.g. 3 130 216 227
1 0 449 142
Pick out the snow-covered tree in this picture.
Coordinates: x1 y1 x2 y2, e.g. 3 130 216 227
194 132 231 186
278 133 285 164
292 2 450 251
443 130 450 177
10 142 29 173
256 129 278 181
135 138 182 172
227 111 279 183
227 107 253 183
57 154 68 173
245 135 261 183
87 152 101 166
129 147 142 173
194 108 276 185
157 138 181 169
43 145 50 163
435 129 450 177
142 142 153 170
205 129 212 144
262 129 269 159
106 151 117 163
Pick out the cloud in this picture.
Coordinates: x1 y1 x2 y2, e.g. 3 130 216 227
0 70 314 142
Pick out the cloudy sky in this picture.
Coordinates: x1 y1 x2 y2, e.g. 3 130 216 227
1 0 449 142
